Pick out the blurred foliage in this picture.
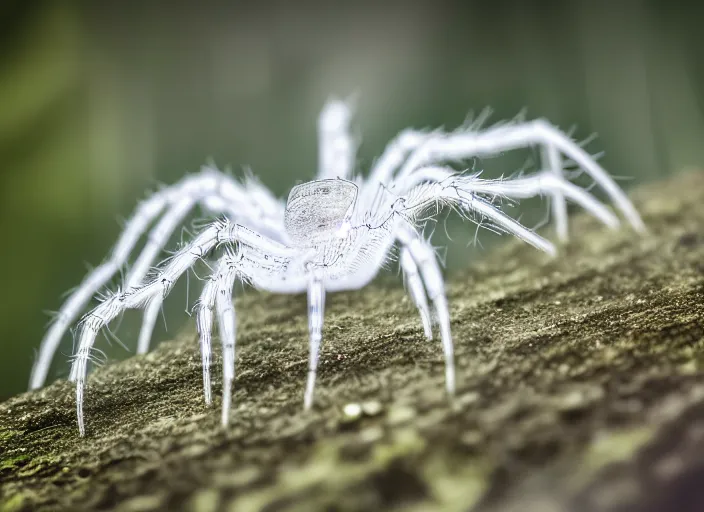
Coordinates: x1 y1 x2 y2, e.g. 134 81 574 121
1 0 702 400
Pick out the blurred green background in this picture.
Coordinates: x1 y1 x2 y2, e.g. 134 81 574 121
1 0 703 400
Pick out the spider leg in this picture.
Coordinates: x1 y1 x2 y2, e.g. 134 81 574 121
367 129 431 187
385 162 636 397
304 272 325 410
400 182 556 255
397 225 455 395
400 248 433 339
30 167 286 390
216 168 287 242
391 165 456 193
456 170 621 230
70 220 293 435
195 252 240 425
392 120 644 233
316 96 358 180
542 144 568 240
364 115 491 208
215 256 238 426
129 187 213 355
199 244 295 422
195 261 217 406
29 189 169 390
398 166 620 234
129 169 286 356
134 169 288 356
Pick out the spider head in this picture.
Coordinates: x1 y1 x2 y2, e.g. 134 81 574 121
285 179 358 247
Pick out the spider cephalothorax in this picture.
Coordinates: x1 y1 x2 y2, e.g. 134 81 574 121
284 179 358 246
30 98 644 435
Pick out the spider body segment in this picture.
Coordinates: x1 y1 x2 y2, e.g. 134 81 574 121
30 98 644 436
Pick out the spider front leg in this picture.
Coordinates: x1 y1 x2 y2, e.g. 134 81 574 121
70 223 221 435
70 221 292 436
304 271 325 410
196 254 239 423
400 248 433 339
393 119 645 236
195 259 226 408
456 169 621 230
387 187 563 397
542 144 568 240
216 260 238 426
30 167 286 390
196 238 296 423
397 225 455 395
130 170 286 357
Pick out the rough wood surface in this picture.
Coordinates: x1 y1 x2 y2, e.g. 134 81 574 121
2 171 704 512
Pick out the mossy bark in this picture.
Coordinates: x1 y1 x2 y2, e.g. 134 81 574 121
2 171 704 512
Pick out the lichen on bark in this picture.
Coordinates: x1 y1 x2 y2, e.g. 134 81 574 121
1 171 704 512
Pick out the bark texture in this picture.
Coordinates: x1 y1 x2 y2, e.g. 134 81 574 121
1 171 704 512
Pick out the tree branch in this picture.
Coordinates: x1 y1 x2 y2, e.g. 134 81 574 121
2 171 704 512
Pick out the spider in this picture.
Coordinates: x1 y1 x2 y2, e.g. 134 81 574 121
29 98 644 436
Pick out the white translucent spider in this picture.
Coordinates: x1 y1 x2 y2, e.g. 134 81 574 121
30 98 644 436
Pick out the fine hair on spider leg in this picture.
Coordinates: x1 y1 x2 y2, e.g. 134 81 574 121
31 97 644 436
29 168 287 390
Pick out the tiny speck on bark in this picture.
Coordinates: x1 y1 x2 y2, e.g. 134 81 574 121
677 232 699 249
2 171 704 512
